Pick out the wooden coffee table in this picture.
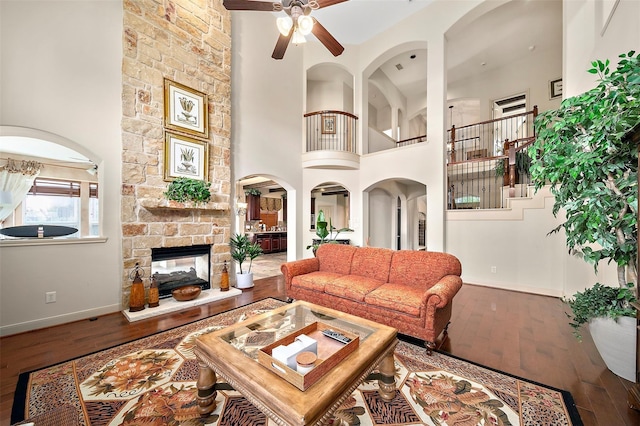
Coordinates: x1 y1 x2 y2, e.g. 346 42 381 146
194 300 398 426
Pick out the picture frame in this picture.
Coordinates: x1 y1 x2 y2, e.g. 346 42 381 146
550 78 563 99
164 78 209 138
164 131 209 181
321 114 336 134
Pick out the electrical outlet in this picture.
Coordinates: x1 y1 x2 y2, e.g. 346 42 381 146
490 266 497 273
45 291 56 303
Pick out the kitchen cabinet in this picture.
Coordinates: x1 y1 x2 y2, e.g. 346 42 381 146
246 194 261 221
257 236 271 253
251 232 287 254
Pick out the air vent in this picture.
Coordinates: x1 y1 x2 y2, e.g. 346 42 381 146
395 63 403 71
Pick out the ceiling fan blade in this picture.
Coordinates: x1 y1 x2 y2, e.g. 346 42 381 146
272 29 293 60
311 18 344 57
314 0 348 9
222 0 278 11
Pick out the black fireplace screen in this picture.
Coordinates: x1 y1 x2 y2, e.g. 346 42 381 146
151 245 211 299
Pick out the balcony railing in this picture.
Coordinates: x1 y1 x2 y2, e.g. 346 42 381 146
304 110 358 153
447 106 538 209
447 106 538 163
396 134 426 147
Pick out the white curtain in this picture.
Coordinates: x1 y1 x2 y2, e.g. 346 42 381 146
0 159 42 223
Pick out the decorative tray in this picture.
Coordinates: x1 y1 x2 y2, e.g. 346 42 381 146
257 322 359 391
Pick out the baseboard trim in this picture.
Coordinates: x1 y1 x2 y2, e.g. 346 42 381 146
0 304 120 337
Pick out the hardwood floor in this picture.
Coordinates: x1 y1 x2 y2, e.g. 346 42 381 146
1 277 638 425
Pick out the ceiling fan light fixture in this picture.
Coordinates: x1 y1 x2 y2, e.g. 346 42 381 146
276 16 293 36
297 15 314 35
292 30 307 45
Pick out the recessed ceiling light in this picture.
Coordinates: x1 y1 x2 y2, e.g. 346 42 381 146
481 62 486 66
529 45 536 51
410 54 416 59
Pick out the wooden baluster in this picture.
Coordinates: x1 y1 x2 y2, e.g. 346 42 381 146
450 125 456 162
508 140 516 198
502 140 510 187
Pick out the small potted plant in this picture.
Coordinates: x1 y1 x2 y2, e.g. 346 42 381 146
229 233 263 289
164 177 211 205
306 210 352 255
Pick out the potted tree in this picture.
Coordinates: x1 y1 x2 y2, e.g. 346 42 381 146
229 233 263 289
306 209 352 255
529 51 639 380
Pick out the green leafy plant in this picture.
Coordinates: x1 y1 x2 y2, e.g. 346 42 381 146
306 210 352 254
529 51 640 331
565 283 636 339
229 233 263 274
244 188 261 196
495 150 532 177
164 177 211 204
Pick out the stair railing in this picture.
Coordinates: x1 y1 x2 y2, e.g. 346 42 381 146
447 106 538 210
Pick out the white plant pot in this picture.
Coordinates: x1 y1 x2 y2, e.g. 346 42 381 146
588 316 637 382
236 272 254 289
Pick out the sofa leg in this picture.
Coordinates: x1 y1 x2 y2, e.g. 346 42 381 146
442 321 451 335
425 341 436 355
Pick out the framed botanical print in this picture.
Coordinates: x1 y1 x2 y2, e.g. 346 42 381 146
322 114 336 134
164 78 209 138
164 131 209 181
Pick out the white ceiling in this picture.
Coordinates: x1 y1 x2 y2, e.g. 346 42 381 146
310 0 434 45
309 0 561 109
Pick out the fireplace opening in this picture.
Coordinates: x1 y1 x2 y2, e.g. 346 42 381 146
151 245 211 299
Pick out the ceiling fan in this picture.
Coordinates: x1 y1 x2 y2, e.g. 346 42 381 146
222 0 347 60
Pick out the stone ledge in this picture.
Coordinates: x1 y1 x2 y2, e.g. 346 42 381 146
139 198 230 211
122 287 242 322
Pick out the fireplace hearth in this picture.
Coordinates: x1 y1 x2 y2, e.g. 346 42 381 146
151 245 211 299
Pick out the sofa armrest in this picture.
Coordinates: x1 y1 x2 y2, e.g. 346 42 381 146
422 275 463 309
280 258 320 290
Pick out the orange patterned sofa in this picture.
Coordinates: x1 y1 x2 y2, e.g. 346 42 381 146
280 244 463 352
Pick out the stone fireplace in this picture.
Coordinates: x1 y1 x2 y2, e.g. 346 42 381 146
120 1 232 310
152 245 211 299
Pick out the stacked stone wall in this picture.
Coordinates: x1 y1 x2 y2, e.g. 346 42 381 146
121 0 231 307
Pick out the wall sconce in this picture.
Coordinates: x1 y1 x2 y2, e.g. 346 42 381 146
236 201 248 216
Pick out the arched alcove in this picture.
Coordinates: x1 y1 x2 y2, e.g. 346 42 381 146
0 126 102 237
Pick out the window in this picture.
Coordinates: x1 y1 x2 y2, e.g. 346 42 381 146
21 178 99 237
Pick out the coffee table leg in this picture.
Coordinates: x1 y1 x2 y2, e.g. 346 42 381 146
377 351 396 401
196 360 217 417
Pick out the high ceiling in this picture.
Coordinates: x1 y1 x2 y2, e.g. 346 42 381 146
310 0 561 109
3 0 560 165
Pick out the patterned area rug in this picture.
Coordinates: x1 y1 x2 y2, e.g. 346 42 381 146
12 298 582 426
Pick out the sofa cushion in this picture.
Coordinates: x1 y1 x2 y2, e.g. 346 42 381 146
388 250 462 289
325 274 385 302
364 283 424 317
316 244 357 275
349 247 393 282
291 271 343 292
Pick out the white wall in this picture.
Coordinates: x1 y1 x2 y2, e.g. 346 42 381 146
564 0 640 97
229 12 304 260
0 1 123 335
446 188 618 298
448 47 563 120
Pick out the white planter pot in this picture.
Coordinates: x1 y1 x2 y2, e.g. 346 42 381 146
236 272 254 289
588 316 637 382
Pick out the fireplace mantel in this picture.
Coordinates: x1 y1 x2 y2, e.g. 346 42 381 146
139 198 230 212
